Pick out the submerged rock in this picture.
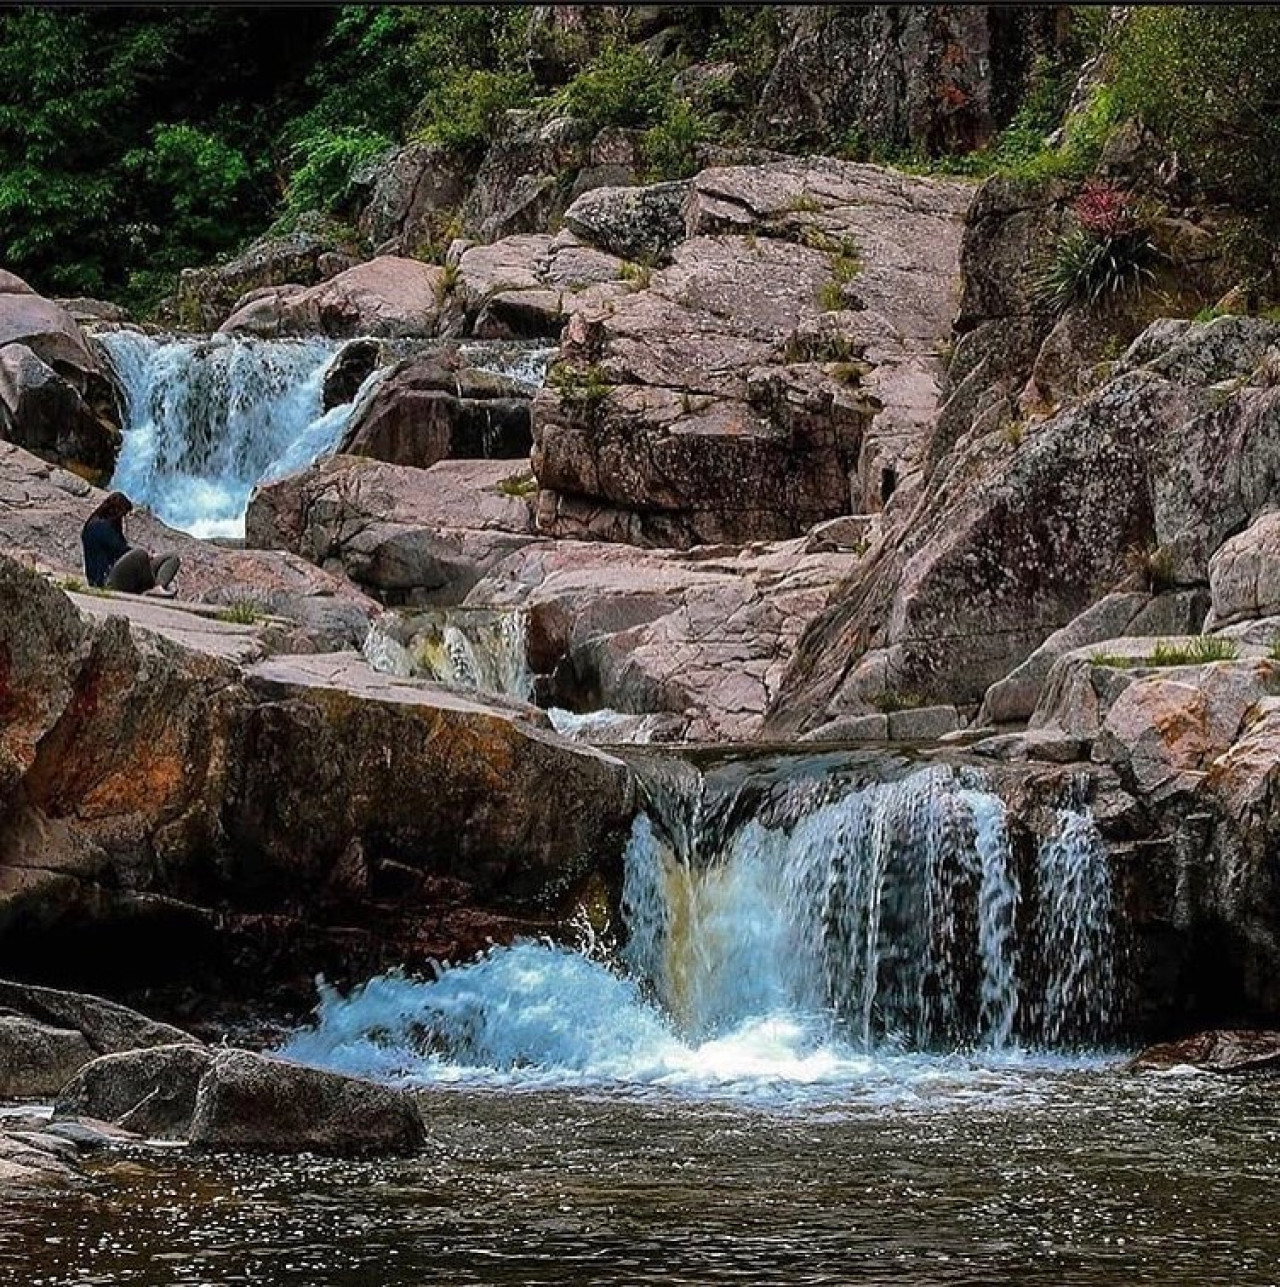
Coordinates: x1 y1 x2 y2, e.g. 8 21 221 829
55 1044 426 1154
1130 1030 1280 1074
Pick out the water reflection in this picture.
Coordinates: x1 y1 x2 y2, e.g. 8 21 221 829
4 1071 1278 1286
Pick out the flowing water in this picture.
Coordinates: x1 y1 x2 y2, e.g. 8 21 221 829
96 333 556 540
3 762 1272 1284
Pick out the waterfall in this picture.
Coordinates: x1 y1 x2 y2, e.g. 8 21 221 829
362 608 534 702
280 762 1120 1096
96 330 375 539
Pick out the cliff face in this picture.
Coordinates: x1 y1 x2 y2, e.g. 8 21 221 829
755 4 1073 156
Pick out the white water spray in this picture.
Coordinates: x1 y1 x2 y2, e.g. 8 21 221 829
280 764 1119 1099
97 330 375 538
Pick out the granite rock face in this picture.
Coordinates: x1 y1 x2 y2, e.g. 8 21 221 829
0 553 635 1005
534 160 972 547
0 271 121 483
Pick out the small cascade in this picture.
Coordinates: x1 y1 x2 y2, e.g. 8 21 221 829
98 330 377 538
459 340 557 390
1034 807 1117 1047
362 608 534 702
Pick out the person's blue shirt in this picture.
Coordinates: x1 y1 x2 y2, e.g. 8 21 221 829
81 516 129 587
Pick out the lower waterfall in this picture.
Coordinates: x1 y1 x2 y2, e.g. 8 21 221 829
281 762 1119 1100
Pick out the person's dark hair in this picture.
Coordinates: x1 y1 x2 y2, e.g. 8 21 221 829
86 491 132 524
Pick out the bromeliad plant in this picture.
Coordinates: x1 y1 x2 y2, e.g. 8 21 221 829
1036 181 1164 313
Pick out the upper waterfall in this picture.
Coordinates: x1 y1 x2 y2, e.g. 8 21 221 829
96 330 367 539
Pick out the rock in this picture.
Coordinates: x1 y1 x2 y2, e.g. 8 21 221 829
799 714 890 742
247 454 540 605
54 298 130 327
0 271 120 482
979 591 1209 727
53 1044 214 1138
176 222 361 331
464 535 859 742
0 441 376 651
1129 1029 1280 1074
1207 511 1280 629
359 141 470 257
0 979 195 1056
769 314 1280 735
0 553 636 1003
338 353 532 470
0 1016 92 1098
562 182 691 262
535 160 971 547
220 258 448 339
53 1044 427 1155
460 113 592 244
887 704 959 741
187 1050 425 1155
756 6 1072 156
0 1128 81 1186
322 338 384 411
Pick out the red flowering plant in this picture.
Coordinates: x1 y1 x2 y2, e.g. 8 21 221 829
1036 181 1163 313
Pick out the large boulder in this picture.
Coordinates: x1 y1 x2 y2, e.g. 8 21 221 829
247 454 541 605
534 160 971 547
188 1050 425 1155
175 223 361 331
54 1044 213 1137
219 257 450 339
562 182 691 263
338 352 533 470
0 271 120 482
0 980 197 1098
0 553 635 1004
55 1044 426 1154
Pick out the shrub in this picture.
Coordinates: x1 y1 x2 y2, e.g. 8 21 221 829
556 42 666 132
282 126 391 221
1035 181 1162 313
416 68 535 157
643 97 704 181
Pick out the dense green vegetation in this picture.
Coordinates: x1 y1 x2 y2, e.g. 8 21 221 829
4 5 1280 313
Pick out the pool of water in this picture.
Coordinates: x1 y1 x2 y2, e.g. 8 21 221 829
4 1066 1278 1287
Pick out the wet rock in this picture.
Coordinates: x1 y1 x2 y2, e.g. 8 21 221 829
0 1017 92 1098
220 257 448 339
0 1128 82 1186
338 353 532 470
322 338 384 411
0 271 120 482
176 223 360 331
0 980 195 1057
247 454 540 605
54 1044 214 1138
887 705 959 742
1130 1029 1280 1074
187 1050 426 1155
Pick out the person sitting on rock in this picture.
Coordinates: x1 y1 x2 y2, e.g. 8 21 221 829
81 491 180 597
